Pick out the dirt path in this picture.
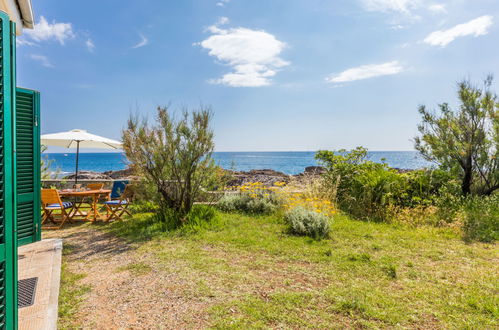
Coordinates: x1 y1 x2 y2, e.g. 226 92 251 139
44 224 209 329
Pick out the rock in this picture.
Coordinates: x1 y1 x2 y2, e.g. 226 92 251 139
303 166 326 175
102 167 135 179
226 169 290 187
63 171 112 180
245 169 288 177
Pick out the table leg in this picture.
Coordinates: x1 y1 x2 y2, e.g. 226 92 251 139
72 196 87 219
93 194 98 221
91 193 105 221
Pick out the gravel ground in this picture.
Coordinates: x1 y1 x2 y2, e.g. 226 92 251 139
44 224 210 329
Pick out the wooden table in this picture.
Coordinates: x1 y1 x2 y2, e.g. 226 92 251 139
59 189 111 221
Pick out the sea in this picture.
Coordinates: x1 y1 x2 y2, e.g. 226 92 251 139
44 151 433 176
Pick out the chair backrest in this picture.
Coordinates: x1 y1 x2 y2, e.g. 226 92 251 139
111 180 129 199
41 189 62 206
87 183 104 190
120 184 134 202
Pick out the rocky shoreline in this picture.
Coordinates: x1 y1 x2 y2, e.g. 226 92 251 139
62 165 412 186
62 166 326 186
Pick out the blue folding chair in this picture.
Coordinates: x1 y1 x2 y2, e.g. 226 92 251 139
110 180 129 200
104 184 133 221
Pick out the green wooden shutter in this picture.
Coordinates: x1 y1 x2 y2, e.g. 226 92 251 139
15 88 40 246
0 11 17 329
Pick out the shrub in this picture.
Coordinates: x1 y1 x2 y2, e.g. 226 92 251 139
401 169 459 207
180 204 221 234
284 207 331 239
107 204 220 240
217 194 242 212
217 193 277 214
41 145 59 179
187 204 217 224
316 147 462 223
122 106 216 227
217 182 282 214
316 147 407 221
129 200 160 213
462 195 499 243
246 197 278 214
415 76 499 196
433 189 466 224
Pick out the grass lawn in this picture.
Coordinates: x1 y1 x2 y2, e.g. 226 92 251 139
46 211 498 328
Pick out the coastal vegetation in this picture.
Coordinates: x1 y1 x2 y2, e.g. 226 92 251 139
122 106 217 226
312 78 498 242
415 76 499 196
117 78 497 245
284 206 330 239
51 78 498 327
315 146 498 242
41 145 57 179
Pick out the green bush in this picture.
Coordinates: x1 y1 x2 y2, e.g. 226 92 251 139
178 204 222 234
433 189 466 224
122 106 217 223
401 169 459 207
316 147 406 221
246 198 278 214
217 194 244 212
462 195 499 243
315 147 460 223
284 207 330 239
217 193 278 215
186 204 217 226
107 204 220 241
129 200 159 213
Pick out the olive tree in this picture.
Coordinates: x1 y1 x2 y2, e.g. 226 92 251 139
122 106 216 222
415 76 499 195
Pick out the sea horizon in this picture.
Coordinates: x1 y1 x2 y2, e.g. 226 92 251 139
44 150 434 176
44 149 421 154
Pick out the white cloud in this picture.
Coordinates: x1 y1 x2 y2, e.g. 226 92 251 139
428 4 446 14
216 0 230 7
132 34 149 48
361 0 420 13
424 15 493 47
206 17 230 34
361 0 448 17
390 24 406 30
29 54 54 68
326 61 405 83
86 38 95 52
24 16 75 45
217 17 230 25
16 38 36 46
198 20 289 87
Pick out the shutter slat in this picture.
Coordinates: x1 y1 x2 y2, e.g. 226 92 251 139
15 88 41 247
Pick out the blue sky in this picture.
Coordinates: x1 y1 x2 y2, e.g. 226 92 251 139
16 0 499 152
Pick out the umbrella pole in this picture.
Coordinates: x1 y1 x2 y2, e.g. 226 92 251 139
75 141 80 185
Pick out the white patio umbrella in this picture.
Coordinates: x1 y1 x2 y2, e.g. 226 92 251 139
41 129 122 184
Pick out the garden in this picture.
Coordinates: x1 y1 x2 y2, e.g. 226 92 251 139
47 78 498 328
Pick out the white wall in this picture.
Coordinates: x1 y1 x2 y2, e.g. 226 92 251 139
0 0 27 35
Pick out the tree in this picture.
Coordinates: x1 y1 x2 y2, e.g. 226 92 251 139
41 145 57 180
415 76 499 195
122 106 216 223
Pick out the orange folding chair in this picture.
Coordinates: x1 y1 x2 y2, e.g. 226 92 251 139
41 189 74 229
81 182 106 206
104 185 133 222
87 183 104 190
